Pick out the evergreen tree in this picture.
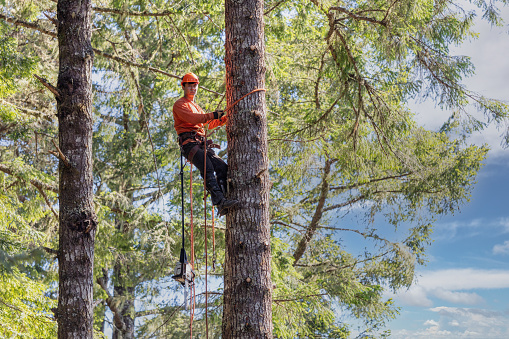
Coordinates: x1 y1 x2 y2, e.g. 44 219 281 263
223 0 273 337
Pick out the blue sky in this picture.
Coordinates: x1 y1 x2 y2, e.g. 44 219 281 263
386 4 509 339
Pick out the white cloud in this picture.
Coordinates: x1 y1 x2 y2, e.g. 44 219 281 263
498 218 509 233
493 241 509 255
388 268 509 307
433 289 484 305
391 307 509 339
396 285 433 307
416 269 509 291
434 218 509 240
424 319 439 326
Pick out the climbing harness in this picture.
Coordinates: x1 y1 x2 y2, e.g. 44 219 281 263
171 152 196 310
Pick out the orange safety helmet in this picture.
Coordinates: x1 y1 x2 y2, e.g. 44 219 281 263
181 72 200 86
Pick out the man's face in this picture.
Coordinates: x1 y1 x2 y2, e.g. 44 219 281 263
183 82 198 97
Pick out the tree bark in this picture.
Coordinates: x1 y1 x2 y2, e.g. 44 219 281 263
112 236 135 339
56 0 96 338
223 0 273 337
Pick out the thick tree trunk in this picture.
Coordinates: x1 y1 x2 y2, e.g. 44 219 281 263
56 0 96 338
223 0 273 338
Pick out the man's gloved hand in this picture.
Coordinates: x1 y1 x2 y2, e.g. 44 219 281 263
213 110 225 120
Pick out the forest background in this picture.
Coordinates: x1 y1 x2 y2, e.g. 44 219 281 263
1 0 509 338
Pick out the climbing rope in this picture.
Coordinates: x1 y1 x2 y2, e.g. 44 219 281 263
189 164 195 338
205 88 267 138
224 88 266 114
203 135 209 339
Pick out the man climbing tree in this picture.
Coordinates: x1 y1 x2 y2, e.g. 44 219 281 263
173 72 238 216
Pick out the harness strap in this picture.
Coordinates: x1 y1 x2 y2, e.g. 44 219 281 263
187 144 201 163
182 139 221 164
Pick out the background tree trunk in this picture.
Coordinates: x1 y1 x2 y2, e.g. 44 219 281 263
223 0 273 337
112 218 135 339
56 0 96 338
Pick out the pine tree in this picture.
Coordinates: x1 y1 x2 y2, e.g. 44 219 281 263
54 0 97 337
222 0 273 337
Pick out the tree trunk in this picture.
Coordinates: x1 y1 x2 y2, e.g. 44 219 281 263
112 219 135 339
112 262 135 339
223 0 273 337
56 0 96 338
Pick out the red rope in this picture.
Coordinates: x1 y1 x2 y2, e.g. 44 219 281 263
212 208 216 271
189 164 195 338
223 88 266 114
190 164 195 267
203 136 209 339
205 88 266 138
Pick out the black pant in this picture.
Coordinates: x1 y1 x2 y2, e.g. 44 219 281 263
181 141 227 205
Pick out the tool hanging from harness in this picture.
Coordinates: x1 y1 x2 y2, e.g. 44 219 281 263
171 152 196 310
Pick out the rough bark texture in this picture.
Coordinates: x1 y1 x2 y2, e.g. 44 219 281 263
56 0 96 338
223 0 273 338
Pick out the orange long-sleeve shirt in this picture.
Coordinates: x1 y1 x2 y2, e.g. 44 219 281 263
172 96 227 136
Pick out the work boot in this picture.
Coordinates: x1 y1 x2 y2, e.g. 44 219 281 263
217 197 239 216
218 179 228 197
206 175 238 215
206 176 225 206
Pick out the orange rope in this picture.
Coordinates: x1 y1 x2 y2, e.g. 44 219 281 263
190 164 195 267
189 164 195 338
203 136 209 339
205 88 266 138
212 208 216 271
223 88 266 114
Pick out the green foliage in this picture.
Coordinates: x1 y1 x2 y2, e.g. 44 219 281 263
0 24 37 97
0 268 57 338
271 238 338 338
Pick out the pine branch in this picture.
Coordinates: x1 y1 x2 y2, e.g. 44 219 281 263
34 183 59 219
293 158 336 265
264 0 288 16
92 48 222 95
0 14 222 96
0 163 58 193
273 293 328 303
49 140 70 167
330 172 413 191
0 99 54 121
322 195 365 212
42 246 59 256
0 297 54 323
96 274 127 333
33 74 60 99
0 13 57 37
0 163 58 219
93 7 176 17
330 6 388 27
48 0 176 17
